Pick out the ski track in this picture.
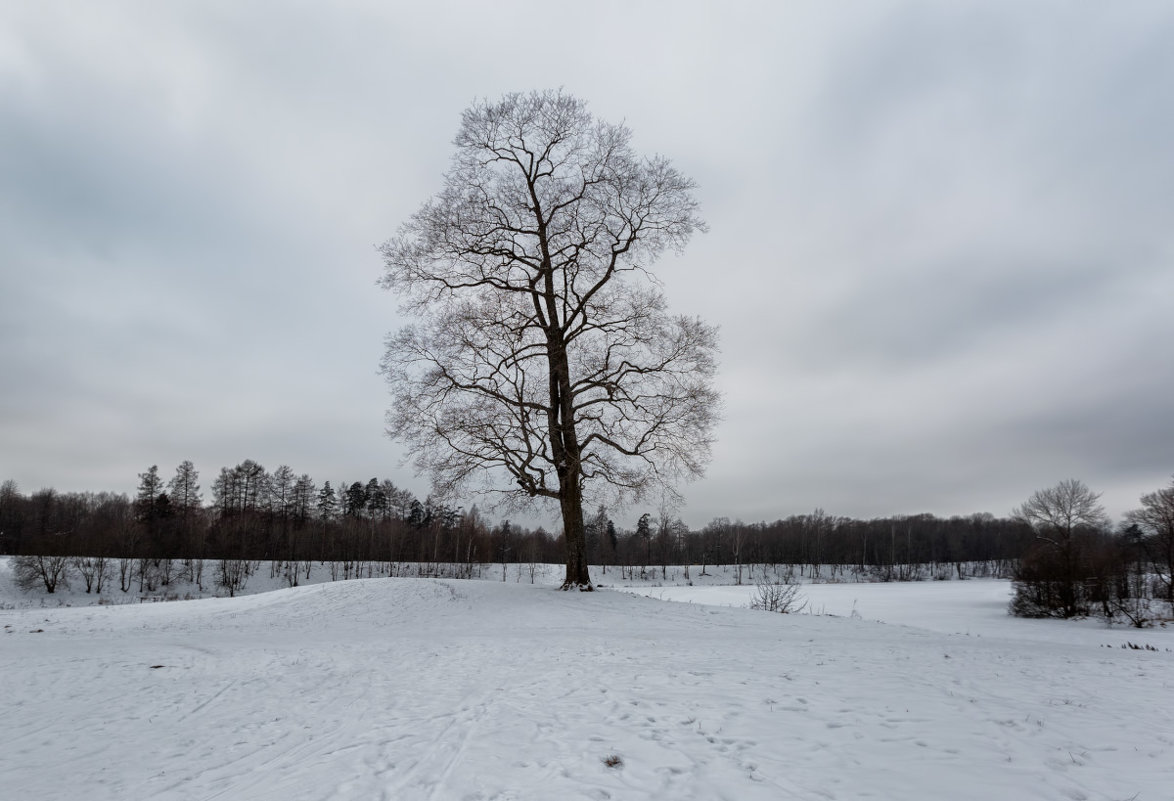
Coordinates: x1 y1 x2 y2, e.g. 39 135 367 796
2 577 1172 800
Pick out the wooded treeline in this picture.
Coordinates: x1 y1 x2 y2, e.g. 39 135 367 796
4 460 1031 576
4 464 1173 625
0 462 560 572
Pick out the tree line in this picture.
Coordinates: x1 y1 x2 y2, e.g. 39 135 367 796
0 461 563 594
2 460 1032 578
3 465 1172 623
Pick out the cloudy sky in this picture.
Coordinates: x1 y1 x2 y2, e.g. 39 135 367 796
3 1 1173 527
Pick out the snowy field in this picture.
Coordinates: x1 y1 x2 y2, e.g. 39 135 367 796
2 565 1172 800
617 579 1174 647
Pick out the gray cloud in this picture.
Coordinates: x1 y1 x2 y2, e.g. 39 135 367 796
2 1 1172 528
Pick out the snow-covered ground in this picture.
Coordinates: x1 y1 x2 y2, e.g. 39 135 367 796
618 579 1174 648
2 564 1172 800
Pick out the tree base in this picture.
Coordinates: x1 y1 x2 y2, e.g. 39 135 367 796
559 580 595 592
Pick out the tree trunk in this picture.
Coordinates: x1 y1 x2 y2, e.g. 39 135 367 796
560 483 591 589
546 321 592 590
553 382 592 589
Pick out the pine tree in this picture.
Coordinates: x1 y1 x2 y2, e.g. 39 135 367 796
317 482 337 521
167 460 202 520
135 465 164 523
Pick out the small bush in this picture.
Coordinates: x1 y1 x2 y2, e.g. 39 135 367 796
750 577 806 614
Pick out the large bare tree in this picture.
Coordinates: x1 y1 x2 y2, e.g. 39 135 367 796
379 90 719 589
1011 478 1109 617
1014 478 1109 545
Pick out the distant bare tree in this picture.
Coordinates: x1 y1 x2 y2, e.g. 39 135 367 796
71 555 108 593
12 554 71 593
1015 478 1109 537
379 90 719 589
0 480 23 553
118 555 134 592
1011 479 1109 618
217 558 250 597
656 496 687 580
1126 475 1174 610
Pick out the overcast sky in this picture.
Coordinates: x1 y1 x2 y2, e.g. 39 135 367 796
3 1 1173 528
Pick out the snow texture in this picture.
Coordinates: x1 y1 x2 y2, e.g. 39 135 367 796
2 566 1172 800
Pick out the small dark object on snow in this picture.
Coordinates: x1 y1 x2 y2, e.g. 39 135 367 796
602 755 624 769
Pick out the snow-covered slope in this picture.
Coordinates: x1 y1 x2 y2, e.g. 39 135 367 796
2 577 1171 800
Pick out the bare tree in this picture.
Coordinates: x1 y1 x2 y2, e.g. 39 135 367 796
1015 478 1109 536
379 90 719 589
1011 478 1109 618
71 555 108 593
12 554 71 594
217 557 249 597
1126 475 1174 610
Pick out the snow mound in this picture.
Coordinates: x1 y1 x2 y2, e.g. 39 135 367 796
2 577 1172 800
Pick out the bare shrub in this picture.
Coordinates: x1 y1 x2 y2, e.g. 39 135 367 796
70 555 109 593
750 576 806 614
217 558 250 597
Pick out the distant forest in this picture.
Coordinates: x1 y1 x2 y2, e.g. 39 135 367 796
2 459 1038 575
5 462 1174 624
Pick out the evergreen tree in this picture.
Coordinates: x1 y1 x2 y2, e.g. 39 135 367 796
317 482 337 521
167 460 202 520
291 475 316 526
365 478 387 519
134 466 165 522
344 481 367 518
